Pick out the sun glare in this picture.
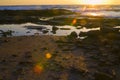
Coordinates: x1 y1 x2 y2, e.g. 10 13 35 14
82 0 104 5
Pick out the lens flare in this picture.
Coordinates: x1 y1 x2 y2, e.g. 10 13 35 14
45 53 52 59
33 64 43 74
71 19 77 26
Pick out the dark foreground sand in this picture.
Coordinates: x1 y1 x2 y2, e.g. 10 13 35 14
0 35 120 80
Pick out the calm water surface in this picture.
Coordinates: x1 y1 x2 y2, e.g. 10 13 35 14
0 23 100 37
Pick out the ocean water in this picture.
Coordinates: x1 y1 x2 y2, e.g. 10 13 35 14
0 5 120 18
0 5 120 37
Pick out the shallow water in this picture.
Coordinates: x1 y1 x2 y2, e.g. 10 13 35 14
0 23 100 37
114 26 120 32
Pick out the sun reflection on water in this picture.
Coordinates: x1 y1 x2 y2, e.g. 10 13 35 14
89 13 103 16
83 12 103 17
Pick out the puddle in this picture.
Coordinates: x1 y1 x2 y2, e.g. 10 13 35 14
0 22 100 37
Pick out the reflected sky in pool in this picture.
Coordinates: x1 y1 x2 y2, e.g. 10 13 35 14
0 22 101 37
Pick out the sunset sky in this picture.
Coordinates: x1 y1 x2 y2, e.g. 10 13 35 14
0 0 120 5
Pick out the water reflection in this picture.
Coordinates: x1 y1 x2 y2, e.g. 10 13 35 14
0 23 100 37
89 13 103 16
81 11 120 18
114 26 120 32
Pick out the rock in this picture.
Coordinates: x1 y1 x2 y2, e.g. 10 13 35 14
42 30 49 34
67 31 78 40
26 31 31 33
25 26 46 31
60 28 71 30
100 27 119 33
34 33 39 36
51 26 59 34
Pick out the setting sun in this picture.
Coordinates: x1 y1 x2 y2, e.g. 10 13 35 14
81 0 106 5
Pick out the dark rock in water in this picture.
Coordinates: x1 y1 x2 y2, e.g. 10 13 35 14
79 32 87 37
60 28 71 30
0 30 4 33
94 72 113 80
67 31 78 40
52 26 59 31
51 26 58 34
26 31 31 33
42 30 49 34
51 31 56 34
25 26 46 31
0 30 13 37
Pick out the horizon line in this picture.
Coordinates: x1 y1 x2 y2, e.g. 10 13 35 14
0 4 120 6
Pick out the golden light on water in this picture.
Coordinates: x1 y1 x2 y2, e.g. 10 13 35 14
84 12 104 17
89 13 102 16
81 0 109 5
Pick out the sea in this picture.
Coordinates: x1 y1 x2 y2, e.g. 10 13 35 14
0 5 120 18
0 5 120 37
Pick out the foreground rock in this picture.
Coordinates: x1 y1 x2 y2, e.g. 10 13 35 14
0 34 120 80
